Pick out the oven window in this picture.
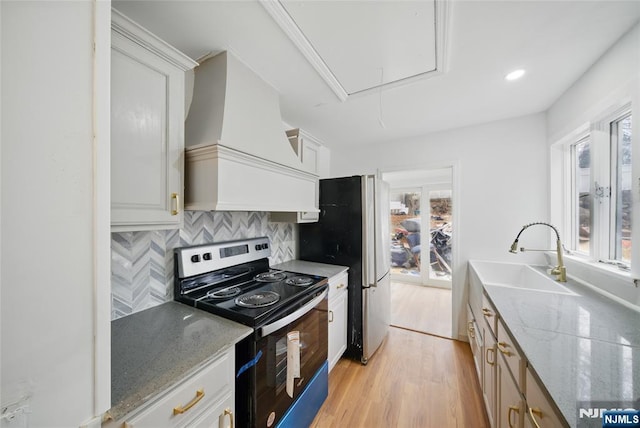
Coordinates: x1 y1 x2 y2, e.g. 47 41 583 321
255 298 328 427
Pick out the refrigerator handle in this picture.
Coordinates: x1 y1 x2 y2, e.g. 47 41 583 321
363 175 377 288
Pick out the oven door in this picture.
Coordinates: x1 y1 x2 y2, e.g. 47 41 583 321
243 287 328 428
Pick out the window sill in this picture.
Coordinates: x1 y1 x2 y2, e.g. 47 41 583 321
545 252 640 310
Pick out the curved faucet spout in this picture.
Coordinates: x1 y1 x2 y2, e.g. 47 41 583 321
508 222 567 282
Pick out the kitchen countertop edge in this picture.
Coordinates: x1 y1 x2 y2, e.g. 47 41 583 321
272 260 348 279
109 301 252 422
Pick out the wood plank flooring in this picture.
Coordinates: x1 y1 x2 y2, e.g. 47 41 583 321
310 327 489 428
391 282 452 338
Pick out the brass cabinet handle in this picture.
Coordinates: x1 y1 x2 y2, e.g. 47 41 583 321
485 347 495 366
224 408 234 428
336 283 346 289
173 388 204 415
508 405 519 428
497 341 512 356
329 310 334 323
529 407 543 428
482 308 493 317
171 193 179 216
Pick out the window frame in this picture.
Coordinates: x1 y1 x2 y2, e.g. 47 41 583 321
559 104 632 271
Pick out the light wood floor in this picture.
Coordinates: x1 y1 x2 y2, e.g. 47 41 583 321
391 282 452 338
310 327 489 427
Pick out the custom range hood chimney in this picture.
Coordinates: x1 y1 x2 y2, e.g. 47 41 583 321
184 51 318 213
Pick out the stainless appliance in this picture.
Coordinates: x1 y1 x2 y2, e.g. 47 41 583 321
299 175 391 364
174 237 329 428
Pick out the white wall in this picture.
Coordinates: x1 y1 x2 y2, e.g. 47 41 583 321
1 2 101 426
547 23 639 143
331 113 549 338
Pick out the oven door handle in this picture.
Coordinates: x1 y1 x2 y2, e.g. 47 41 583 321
259 289 328 337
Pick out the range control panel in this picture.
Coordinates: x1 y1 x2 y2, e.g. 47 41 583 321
175 237 271 278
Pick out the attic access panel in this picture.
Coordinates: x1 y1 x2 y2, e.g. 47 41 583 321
277 0 438 97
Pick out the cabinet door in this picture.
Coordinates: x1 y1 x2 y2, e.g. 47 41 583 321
497 355 523 428
301 139 319 174
328 289 348 372
188 393 234 428
483 320 497 427
111 18 193 231
467 304 483 386
525 368 566 427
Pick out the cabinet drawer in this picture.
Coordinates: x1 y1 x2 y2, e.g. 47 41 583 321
466 304 483 386
525 367 566 428
188 392 234 428
328 271 348 298
497 318 523 390
481 293 498 337
124 349 234 427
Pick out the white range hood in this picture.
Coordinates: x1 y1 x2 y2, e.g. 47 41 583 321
184 51 318 213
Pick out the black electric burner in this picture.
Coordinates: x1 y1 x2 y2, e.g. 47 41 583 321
175 258 328 328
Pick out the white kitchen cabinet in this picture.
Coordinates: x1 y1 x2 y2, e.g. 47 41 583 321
285 128 328 176
525 367 564 428
483 317 497 427
466 304 483 386
111 348 235 428
497 354 524 428
328 271 349 372
111 10 197 232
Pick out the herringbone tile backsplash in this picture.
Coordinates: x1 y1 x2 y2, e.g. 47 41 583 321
111 211 295 320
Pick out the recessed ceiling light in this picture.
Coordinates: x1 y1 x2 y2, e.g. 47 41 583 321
505 69 526 81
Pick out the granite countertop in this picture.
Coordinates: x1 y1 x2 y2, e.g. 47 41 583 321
272 260 348 279
481 267 640 427
109 301 252 421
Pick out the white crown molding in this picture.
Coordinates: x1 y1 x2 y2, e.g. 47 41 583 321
259 0 450 101
111 8 198 71
259 0 348 101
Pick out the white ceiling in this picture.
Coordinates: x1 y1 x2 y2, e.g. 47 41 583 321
113 1 640 149
279 0 438 95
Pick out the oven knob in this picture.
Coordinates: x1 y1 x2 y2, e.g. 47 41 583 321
255 244 261 251
262 243 269 249
190 254 200 263
202 252 212 261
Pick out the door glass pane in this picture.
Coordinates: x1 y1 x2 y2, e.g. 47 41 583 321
613 115 632 263
572 139 591 254
429 190 452 281
390 191 421 278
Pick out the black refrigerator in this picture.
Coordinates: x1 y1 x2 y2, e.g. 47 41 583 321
299 175 391 364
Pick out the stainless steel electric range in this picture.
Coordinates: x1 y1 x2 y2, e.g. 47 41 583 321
174 237 329 428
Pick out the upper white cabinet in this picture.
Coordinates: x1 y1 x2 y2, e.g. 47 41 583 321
111 10 197 232
285 128 330 178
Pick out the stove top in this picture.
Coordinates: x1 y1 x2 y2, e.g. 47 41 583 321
174 238 328 328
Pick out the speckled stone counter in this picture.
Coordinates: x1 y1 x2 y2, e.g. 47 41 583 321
109 302 252 421
477 264 640 427
272 260 348 279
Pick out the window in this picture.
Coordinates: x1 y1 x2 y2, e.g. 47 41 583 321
570 137 591 255
611 114 632 264
564 109 632 269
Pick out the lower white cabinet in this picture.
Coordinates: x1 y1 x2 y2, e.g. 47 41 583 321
524 367 564 428
497 355 524 428
483 318 497 427
328 271 348 372
467 304 483 385
115 348 235 428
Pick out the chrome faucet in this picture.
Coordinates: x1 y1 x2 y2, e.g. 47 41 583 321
509 222 567 282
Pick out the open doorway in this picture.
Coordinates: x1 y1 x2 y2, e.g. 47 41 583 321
383 167 453 339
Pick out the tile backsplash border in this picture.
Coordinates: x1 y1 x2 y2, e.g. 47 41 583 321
111 211 295 320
